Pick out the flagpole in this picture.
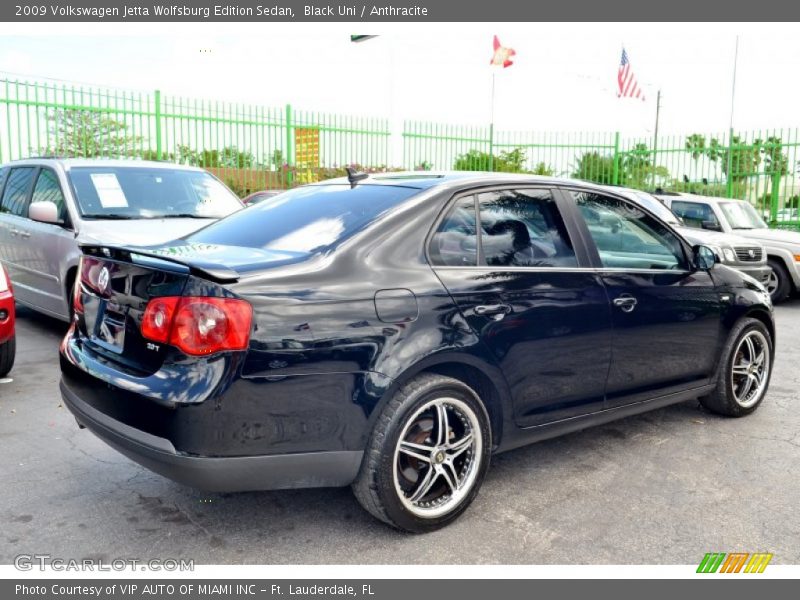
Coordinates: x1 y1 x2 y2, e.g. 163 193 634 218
726 35 739 199
489 71 496 171
652 89 661 189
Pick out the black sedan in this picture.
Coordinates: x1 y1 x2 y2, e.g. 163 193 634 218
60 172 774 532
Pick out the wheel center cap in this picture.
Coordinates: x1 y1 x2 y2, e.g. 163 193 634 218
434 451 446 464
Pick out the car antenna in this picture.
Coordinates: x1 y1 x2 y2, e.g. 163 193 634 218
345 166 369 188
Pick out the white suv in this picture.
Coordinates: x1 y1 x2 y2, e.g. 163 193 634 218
657 192 799 303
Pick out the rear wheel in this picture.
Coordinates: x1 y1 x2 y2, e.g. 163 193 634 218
701 318 772 417
0 335 15 378
352 373 491 533
766 258 791 303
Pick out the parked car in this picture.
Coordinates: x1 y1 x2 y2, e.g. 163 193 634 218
60 172 774 532
776 207 799 222
0 262 14 377
611 188 771 285
242 190 284 205
0 159 244 322
657 192 800 303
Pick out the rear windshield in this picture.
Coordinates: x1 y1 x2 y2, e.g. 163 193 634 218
69 166 243 219
187 184 421 253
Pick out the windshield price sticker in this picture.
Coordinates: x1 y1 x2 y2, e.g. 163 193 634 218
90 173 128 208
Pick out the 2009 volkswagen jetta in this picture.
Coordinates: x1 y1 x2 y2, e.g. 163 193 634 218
60 172 774 532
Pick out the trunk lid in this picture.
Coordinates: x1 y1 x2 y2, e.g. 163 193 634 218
76 250 190 373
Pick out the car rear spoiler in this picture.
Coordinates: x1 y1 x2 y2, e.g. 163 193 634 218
80 244 241 283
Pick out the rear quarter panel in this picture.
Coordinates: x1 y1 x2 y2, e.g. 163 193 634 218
227 187 512 452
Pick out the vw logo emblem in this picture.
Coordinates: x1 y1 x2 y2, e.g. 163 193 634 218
748 249 755 258
97 267 110 293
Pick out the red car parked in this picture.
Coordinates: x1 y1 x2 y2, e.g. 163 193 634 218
0 262 15 377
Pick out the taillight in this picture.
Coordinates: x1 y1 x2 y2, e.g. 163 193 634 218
141 297 179 343
0 264 9 294
72 258 84 314
141 296 252 356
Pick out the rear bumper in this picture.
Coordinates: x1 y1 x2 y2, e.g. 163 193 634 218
734 264 771 283
60 377 363 492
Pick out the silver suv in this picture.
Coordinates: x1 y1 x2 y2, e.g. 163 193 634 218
657 192 798 303
0 159 243 321
610 188 771 287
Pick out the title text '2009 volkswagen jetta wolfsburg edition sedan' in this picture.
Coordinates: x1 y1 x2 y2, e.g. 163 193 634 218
60 172 775 532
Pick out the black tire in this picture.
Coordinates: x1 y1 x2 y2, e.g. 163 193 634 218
700 318 773 417
766 258 791 304
352 373 492 533
0 335 15 378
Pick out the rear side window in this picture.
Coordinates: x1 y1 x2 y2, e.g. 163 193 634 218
671 201 718 230
0 167 36 217
31 169 68 222
429 196 478 266
188 184 421 254
478 189 577 267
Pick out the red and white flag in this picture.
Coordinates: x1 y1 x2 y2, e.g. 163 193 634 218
617 48 645 101
490 35 515 68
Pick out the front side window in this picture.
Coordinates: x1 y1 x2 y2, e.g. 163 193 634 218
670 200 719 230
478 189 577 268
0 167 36 217
429 196 478 266
573 192 686 270
68 167 242 220
31 169 68 222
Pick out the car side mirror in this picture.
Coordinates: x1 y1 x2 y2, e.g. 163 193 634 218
693 245 719 271
29 201 62 225
701 220 722 232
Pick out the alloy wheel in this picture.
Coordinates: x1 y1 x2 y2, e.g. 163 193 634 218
765 270 779 296
392 397 482 519
730 330 771 408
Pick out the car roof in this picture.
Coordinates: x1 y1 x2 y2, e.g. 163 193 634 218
2 157 206 172
655 192 742 204
310 171 591 192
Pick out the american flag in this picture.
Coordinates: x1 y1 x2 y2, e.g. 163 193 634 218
618 48 645 101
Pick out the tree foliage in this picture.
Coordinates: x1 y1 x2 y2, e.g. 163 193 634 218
571 151 617 185
43 109 143 157
572 144 669 187
452 147 553 175
176 145 255 168
683 133 789 182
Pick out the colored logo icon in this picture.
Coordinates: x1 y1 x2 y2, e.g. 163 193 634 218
697 552 773 573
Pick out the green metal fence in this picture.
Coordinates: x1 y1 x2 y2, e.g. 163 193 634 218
1 75 799 230
0 77 391 195
403 121 800 230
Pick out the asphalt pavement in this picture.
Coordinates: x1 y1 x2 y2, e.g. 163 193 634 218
1 303 799 564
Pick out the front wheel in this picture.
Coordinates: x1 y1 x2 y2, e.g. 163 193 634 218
766 258 791 304
352 373 491 533
701 318 773 417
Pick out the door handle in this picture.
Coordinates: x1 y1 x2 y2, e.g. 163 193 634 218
613 295 638 313
9 228 18 237
19 231 30 239
474 303 512 320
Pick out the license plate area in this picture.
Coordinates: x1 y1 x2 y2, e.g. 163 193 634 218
89 300 128 354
